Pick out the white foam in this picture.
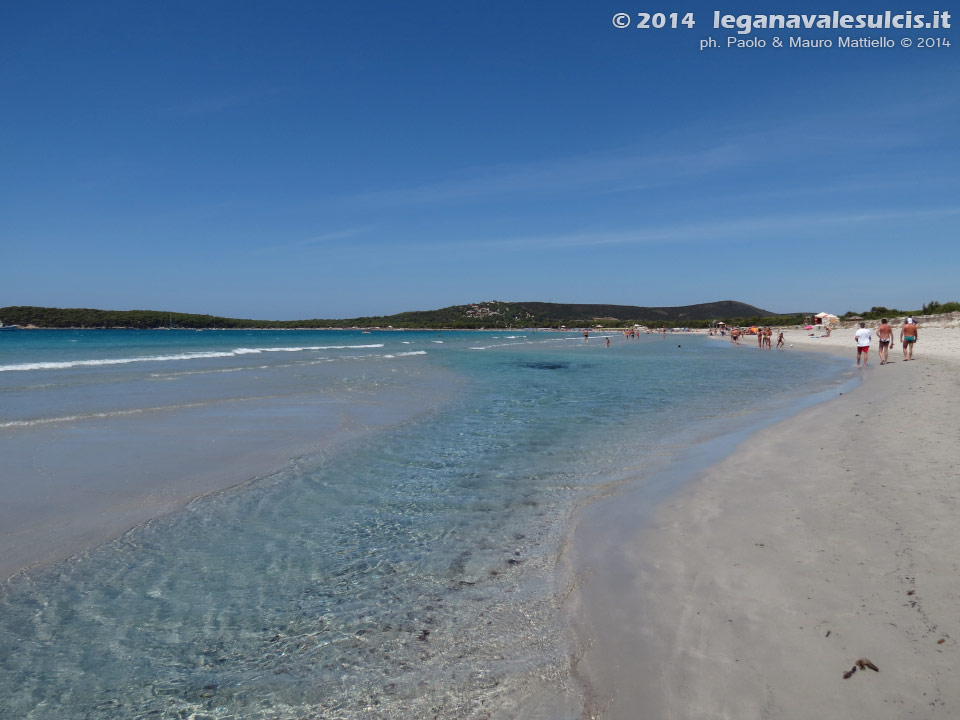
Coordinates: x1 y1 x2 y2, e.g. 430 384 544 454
0 352 236 372
0 344 387 372
233 344 384 353
0 401 210 428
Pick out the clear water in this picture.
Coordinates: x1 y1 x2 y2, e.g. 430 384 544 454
0 330 853 718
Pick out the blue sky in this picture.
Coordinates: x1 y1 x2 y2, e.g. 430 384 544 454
2 2 957 319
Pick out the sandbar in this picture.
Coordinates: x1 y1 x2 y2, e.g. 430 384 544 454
0 366 452 581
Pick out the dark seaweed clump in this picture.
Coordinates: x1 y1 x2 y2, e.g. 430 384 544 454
519 361 571 371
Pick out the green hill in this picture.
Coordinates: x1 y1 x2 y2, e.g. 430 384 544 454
0 300 784 330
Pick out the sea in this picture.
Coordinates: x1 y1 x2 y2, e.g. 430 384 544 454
0 329 854 719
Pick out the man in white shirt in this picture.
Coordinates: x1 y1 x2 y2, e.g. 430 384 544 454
855 322 872 366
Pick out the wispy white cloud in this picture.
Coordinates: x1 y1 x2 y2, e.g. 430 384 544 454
163 87 287 117
321 80 956 216
336 142 748 208
434 206 960 251
248 226 373 256
295 227 373 247
331 102 952 213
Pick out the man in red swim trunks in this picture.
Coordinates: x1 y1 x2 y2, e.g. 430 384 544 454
854 322 872 366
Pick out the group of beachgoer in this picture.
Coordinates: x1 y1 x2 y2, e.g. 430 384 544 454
721 326 785 349
583 326 696 346
716 318 921 366
757 327 777 349
854 317 919 366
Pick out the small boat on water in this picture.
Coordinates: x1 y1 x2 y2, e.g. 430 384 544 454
0 321 19 331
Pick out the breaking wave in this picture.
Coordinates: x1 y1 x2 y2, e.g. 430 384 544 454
0 345 386 372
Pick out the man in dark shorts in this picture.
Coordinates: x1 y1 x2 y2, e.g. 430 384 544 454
900 317 919 360
876 318 894 364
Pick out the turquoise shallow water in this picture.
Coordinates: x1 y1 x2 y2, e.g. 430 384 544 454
0 330 853 718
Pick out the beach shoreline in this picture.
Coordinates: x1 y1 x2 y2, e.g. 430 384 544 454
567 324 959 718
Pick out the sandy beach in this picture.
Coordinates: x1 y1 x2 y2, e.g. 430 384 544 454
571 319 960 719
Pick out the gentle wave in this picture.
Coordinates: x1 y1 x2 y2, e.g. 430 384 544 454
0 345 387 372
0 402 211 428
231 344 385 354
382 351 428 358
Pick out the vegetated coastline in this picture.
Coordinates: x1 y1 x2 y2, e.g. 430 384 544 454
2 300 782 330
2 300 955 331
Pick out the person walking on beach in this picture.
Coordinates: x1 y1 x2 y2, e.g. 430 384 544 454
855 322 872 366
876 318 894 364
776 331 785 349
900 317 919 360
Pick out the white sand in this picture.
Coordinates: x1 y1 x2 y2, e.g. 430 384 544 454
571 321 960 718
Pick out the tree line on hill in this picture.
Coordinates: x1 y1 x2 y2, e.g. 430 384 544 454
0 303 776 330
2 300 954 330
841 300 960 321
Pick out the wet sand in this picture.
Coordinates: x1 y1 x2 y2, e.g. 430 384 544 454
571 324 960 718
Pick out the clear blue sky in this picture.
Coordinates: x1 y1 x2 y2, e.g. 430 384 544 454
2 2 957 319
